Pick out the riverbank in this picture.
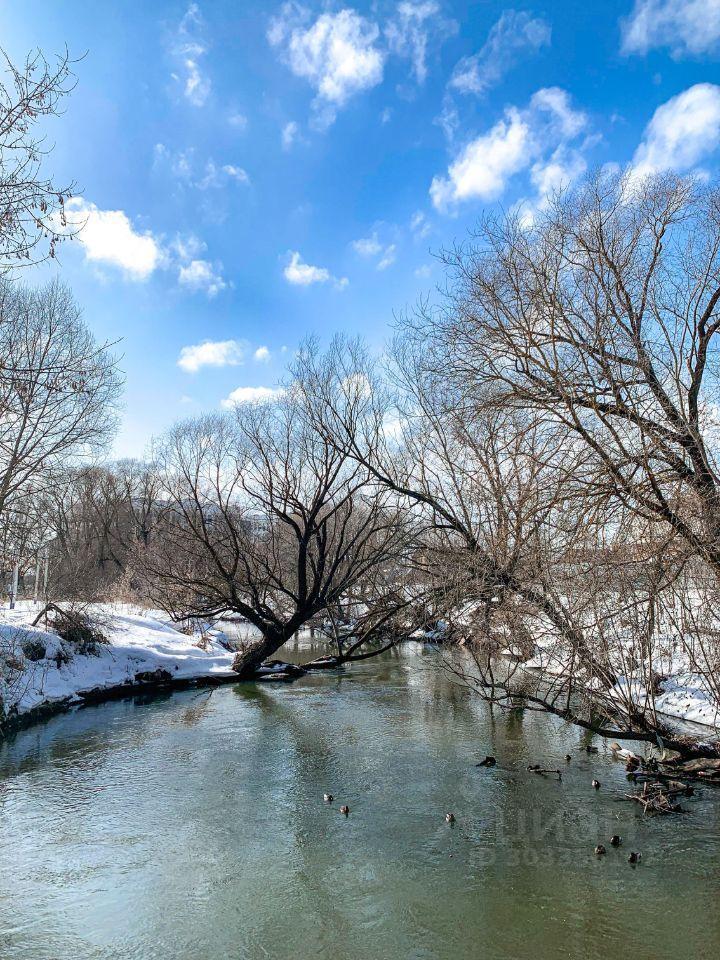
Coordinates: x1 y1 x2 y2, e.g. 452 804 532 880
3 602 720 747
0 603 239 735
521 642 720 733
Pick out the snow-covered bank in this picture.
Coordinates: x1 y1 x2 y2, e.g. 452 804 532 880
618 671 720 733
0 603 237 730
523 641 720 734
4 600 719 746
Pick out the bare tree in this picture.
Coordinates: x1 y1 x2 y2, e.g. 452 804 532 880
292 333 720 753
45 459 159 601
430 171 720 581
0 47 77 270
294 336 612 670
302 548 435 669
141 393 409 677
0 280 121 569
332 170 720 752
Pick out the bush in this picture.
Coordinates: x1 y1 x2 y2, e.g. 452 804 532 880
20 637 47 662
35 604 109 655
55 610 107 654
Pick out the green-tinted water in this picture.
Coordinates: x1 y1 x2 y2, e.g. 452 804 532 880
1 641 719 960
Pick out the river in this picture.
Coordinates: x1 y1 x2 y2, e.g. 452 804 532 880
1 640 719 959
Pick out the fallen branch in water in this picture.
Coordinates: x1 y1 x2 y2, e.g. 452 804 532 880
527 765 562 780
626 780 689 815
661 757 720 783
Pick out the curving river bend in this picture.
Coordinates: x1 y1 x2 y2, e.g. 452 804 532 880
1 640 719 960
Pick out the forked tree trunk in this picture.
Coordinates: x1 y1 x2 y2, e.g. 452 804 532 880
231 630 289 679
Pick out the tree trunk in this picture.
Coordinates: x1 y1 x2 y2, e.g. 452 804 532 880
231 630 288 679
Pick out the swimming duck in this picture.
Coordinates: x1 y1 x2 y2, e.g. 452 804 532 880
565 754 572 762
610 835 622 847
324 793 333 803
340 805 350 816
476 756 497 767
445 813 456 824
592 779 601 790
628 851 642 864
594 844 606 856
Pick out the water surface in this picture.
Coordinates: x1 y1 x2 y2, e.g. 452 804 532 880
1 642 719 960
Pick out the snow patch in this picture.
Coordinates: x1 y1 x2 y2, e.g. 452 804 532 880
0 602 236 721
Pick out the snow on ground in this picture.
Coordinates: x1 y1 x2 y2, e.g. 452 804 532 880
646 673 718 730
523 640 720 733
2 600 719 736
0 602 236 722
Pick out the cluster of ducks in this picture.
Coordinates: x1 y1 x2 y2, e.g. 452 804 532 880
325 745 643 865
478 747 643 865
324 793 349 815
595 836 642 864
574 749 642 862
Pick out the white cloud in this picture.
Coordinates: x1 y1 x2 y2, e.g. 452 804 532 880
414 264 432 278
254 346 271 362
351 232 396 269
352 233 383 257
172 4 211 107
283 250 347 288
282 120 300 149
377 244 396 270
63 198 163 280
531 147 587 200
184 58 209 107
431 109 530 210
515 146 589 227
621 0 720 58
450 10 550 96
195 160 223 189
156 148 249 189
153 143 192 179
178 258 227 297
60 200 228 295
385 1 457 85
228 111 248 129
222 164 250 184
178 339 246 373
531 87 587 138
222 385 283 407
171 233 206 262
430 87 588 212
382 414 405 442
284 250 330 285
269 6 384 126
171 150 194 179
631 84 720 180
410 210 431 238
434 95 460 142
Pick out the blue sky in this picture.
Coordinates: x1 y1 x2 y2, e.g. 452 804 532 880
2 0 720 456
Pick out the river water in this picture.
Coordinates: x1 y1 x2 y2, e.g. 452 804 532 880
0 640 719 960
